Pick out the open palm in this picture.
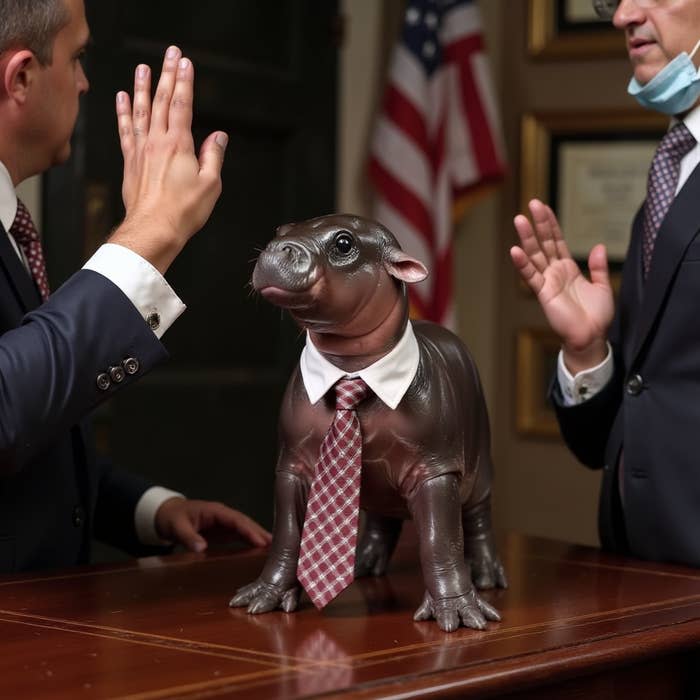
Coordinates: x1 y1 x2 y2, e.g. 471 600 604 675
511 200 614 355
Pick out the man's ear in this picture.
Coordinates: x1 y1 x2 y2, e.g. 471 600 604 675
1 50 37 103
384 247 429 284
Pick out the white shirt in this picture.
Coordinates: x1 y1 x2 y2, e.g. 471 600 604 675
0 161 183 545
558 105 700 406
300 322 420 409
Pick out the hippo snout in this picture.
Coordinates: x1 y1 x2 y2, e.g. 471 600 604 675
252 239 318 294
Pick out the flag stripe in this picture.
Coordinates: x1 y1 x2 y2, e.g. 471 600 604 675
370 0 506 328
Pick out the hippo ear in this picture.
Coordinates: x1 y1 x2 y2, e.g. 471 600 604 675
275 222 296 237
384 248 429 284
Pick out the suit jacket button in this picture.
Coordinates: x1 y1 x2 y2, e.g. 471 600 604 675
72 506 84 528
109 365 125 383
96 372 111 391
626 374 644 395
122 357 140 375
146 312 161 331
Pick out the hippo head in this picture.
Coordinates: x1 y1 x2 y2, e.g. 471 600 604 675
252 214 428 334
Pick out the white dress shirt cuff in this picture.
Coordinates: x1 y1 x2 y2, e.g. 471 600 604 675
557 343 614 406
82 243 186 339
134 486 185 546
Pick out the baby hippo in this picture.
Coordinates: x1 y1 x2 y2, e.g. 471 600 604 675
230 214 506 632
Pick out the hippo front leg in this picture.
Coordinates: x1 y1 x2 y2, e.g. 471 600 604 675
229 471 307 614
462 498 508 590
409 474 501 632
354 512 403 577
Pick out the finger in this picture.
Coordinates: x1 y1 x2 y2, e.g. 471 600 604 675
116 91 134 162
529 199 559 263
546 204 573 260
513 212 548 274
210 505 271 547
151 45 181 133
168 57 194 136
171 514 207 552
588 243 611 288
132 64 151 147
510 246 545 296
199 131 228 181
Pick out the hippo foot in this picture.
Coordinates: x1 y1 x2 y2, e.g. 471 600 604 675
413 588 501 633
228 579 301 614
354 535 393 578
465 538 508 590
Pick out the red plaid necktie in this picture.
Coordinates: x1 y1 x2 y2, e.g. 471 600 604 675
297 377 371 609
9 198 50 301
642 122 696 280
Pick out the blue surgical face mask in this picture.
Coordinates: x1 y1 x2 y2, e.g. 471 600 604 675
628 38 700 115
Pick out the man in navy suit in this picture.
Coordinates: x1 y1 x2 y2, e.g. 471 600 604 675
511 0 700 567
0 0 270 572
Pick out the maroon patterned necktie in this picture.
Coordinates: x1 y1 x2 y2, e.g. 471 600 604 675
9 199 50 301
642 122 696 280
297 377 371 609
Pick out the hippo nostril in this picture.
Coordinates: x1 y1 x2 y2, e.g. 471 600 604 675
281 245 297 261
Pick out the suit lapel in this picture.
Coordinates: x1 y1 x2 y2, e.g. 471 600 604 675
621 207 644 370
629 163 700 368
0 222 42 312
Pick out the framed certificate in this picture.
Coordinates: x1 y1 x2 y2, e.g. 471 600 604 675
528 0 624 59
520 110 667 270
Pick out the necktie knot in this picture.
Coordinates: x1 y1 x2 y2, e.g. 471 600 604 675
334 377 370 411
657 122 696 160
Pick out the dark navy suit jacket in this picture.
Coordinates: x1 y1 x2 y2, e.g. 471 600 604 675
0 222 168 572
552 162 700 567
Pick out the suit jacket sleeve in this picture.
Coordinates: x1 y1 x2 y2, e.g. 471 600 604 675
0 269 168 473
92 457 172 557
549 313 625 470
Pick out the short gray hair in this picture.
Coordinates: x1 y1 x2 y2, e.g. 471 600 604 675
0 0 70 66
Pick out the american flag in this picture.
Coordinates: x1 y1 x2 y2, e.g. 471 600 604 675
369 0 506 328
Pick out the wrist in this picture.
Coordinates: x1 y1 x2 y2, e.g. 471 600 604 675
109 216 184 275
562 338 608 375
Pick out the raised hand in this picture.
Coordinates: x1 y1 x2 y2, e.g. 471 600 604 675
111 45 228 273
511 199 614 373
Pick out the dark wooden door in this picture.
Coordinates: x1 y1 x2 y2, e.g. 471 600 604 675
44 1 338 555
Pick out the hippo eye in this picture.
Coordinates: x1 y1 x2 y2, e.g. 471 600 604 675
334 231 354 255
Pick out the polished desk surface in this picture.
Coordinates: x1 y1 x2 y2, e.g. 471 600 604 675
1 529 700 699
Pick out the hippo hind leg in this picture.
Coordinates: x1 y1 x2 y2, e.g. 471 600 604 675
354 512 403 577
462 498 508 590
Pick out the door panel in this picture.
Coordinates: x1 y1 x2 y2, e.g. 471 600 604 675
44 1 338 557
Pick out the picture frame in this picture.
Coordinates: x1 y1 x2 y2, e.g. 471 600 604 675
515 328 561 438
520 109 667 278
528 0 624 59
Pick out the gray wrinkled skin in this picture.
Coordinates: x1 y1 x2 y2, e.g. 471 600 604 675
230 214 507 632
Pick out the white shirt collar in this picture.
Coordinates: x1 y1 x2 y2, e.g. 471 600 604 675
0 161 17 233
675 104 700 139
299 322 420 410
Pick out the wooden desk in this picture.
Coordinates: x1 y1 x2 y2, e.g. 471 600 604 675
1 531 699 699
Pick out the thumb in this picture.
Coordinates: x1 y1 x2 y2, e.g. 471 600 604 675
199 131 228 178
588 243 610 288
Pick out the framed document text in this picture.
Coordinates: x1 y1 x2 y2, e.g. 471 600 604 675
528 0 624 59
520 110 667 270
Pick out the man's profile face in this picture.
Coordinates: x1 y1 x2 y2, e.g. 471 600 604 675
32 0 90 168
614 0 700 85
